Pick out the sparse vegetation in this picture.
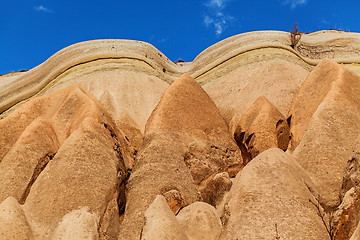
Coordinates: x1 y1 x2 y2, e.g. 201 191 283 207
174 58 189 64
290 23 301 49
309 198 335 239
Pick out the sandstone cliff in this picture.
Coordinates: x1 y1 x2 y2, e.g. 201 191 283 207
1 30 360 239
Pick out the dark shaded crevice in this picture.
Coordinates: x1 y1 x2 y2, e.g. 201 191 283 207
276 119 291 151
101 122 132 220
19 152 56 204
98 166 130 239
331 154 360 239
245 133 254 145
286 115 292 128
276 119 284 128
98 122 132 239
234 130 252 165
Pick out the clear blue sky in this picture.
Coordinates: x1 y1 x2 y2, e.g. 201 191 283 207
1 0 360 74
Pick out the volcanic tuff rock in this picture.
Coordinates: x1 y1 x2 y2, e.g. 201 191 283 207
219 148 329 239
291 58 360 209
1 30 360 239
141 195 188 240
232 96 290 164
0 197 33 240
176 201 222 240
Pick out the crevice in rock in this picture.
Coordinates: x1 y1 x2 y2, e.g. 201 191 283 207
19 152 56 204
332 190 360 240
309 197 335 240
234 130 252 165
101 122 132 224
276 119 291 151
330 153 360 239
98 165 130 239
286 115 292 128
245 133 254 145
220 203 230 226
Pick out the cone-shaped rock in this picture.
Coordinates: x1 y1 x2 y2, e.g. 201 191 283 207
146 73 243 189
118 73 242 240
220 148 329 239
288 58 346 151
23 117 126 239
232 96 290 164
0 86 131 239
292 59 360 209
0 197 34 240
146 73 232 140
141 195 189 240
176 201 222 240
52 207 99 240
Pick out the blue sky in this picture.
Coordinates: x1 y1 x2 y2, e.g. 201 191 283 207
1 0 360 74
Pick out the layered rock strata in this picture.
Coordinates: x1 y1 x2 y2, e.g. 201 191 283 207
1 30 360 239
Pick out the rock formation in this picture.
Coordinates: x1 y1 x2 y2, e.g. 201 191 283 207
291 58 360 209
1 30 360 239
232 96 290 164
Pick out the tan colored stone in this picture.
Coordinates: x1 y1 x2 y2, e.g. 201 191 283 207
351 222 360 240
163 189 185 215
232 96 290 164
332 188 360 240
0 85 131 239
341 147 360 199
221 148 329 239
292 59 360 209
176 202 222 240
200 172 232 207
118 133 201 240
119 74 242 239
0 197 33 240
23 117 126 239
332 146 360 240
288 58 346 150
146 73 242 200
52 207 99 240
146 73 242 189
0 118 58 203
2 31 360 239
141 195 188 240
203 59 309 126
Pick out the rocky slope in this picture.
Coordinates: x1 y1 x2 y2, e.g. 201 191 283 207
1 30 360 239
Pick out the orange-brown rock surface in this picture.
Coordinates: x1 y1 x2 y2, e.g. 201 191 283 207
291 58 360 209
1 30 360 239
233 96 290 164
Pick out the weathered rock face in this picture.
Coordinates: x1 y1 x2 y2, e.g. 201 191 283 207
52 207 99 240
119 73 242 239
141 195 189 240
351 223 360 240
332 144 360 240
291 59 360 209
176 201 222 240
288 58 347 151
203 59 310 126
332 188 360 240
0 86 132 239
232 96 290 164
0 197 33 240
1 31 360 239
220 148 329 240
